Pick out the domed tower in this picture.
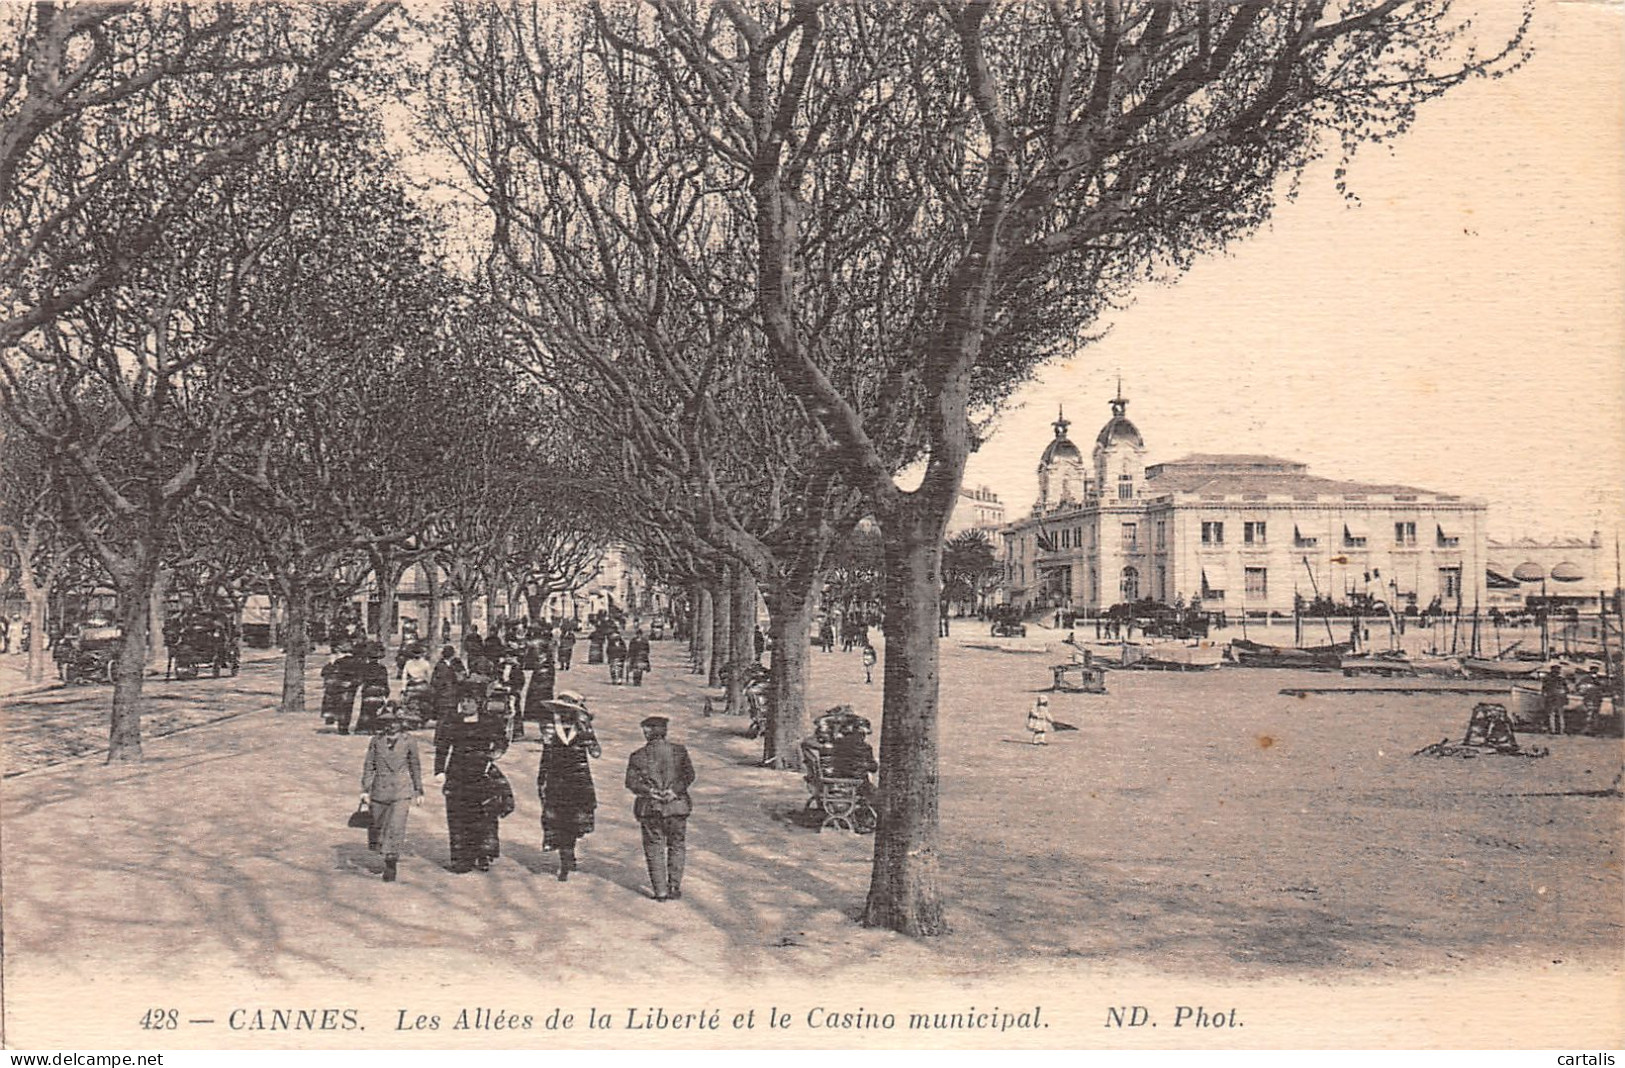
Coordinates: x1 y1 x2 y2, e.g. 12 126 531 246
1037 406 1086 507
1093 384 1146 502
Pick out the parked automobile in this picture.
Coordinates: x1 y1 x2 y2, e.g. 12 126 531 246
57 623 122 684
989 605 1028 638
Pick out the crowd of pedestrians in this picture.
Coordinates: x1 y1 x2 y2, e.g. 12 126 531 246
338 610 694 901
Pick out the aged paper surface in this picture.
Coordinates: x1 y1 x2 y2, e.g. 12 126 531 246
2 0 1621 1052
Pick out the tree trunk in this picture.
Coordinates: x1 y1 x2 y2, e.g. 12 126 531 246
483 575 500 632
147 567 171 670
25 592 50 682
108 556 160 763
279 577 311 715
764 579 817 770
727 567 757 716
376 559 402 662
862 513 948 936
709 571 730 687
424 563 442 649
691 582 713 675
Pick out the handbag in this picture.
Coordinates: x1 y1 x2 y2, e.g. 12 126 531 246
483 764 517 819
347 803 372 829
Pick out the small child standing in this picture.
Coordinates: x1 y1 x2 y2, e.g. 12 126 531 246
861 641 877 684
1027 694 1053 745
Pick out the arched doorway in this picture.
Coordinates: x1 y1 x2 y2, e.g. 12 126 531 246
1120 566 1140 603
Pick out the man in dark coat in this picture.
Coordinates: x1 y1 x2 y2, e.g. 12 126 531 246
429 645 465 724
354 642 390 735
1542 668 1570 735
461 624 482 662
556 625 576 671
625 715 695 901
523 654 557 729
627 629 651 687
606 630 628 685
322 643 363 732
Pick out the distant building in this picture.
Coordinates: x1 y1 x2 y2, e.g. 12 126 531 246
1000 392 1489 616
946 484 1006 538
1486 533 1610 609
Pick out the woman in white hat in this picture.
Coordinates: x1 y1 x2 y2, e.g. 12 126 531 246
536 690 601 880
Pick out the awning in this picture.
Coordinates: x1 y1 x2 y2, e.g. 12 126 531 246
1343 520 1369 541
1201 563 1229 591
1485 568 1521 590
1436 521 1462 543
1551 561 1585 582
1512 561 1545 583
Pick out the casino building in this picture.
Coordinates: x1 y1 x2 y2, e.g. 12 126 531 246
999 391 1488 616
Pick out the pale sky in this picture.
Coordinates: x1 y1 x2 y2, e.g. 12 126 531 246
965 2 1624 549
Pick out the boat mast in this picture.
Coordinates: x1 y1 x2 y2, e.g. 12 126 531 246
1301 555 1337 647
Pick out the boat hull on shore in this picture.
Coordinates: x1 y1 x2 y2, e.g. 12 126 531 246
1228 638 1353 670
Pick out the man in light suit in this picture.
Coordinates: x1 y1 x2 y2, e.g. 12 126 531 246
624 716 695 902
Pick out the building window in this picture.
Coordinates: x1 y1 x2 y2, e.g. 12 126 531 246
1343 526 1367 549
1437 524 1460 548
1202 521 1224 546
1121 566 1140 602
1439 567 1462 601
1122 523 1138 551
1395 521 1416 547
1244 521 1267 546
1118 474 1134 500
1155 521 1166 549
1245 567 1268 599
1294 526 1318 548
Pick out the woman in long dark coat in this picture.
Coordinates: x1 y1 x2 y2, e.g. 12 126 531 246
434 687 511 873
535 691 600 881
522 654 556 737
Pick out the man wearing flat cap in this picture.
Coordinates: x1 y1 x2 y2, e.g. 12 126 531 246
624 715 695 901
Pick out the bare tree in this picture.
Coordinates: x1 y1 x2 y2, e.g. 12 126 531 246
1 2 398 348
0 4 397 760
413 0 1529 932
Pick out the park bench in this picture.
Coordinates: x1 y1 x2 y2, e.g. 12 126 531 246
1051 661 1107 693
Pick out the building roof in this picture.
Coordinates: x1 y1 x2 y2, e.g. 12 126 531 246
1135 452 1462 499
1146 471 1448 499
1154 453 1307 471
1040 407 1083 466
1094 394 1143 450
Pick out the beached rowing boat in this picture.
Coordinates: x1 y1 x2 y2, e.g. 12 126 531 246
1228 638 1353 669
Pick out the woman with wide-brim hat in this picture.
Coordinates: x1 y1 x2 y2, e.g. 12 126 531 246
436 682 512 873
535 690 601 881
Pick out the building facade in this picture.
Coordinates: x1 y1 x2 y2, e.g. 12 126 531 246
1486 534 1611 609
945 484 1007 537
1001 394 1489 616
